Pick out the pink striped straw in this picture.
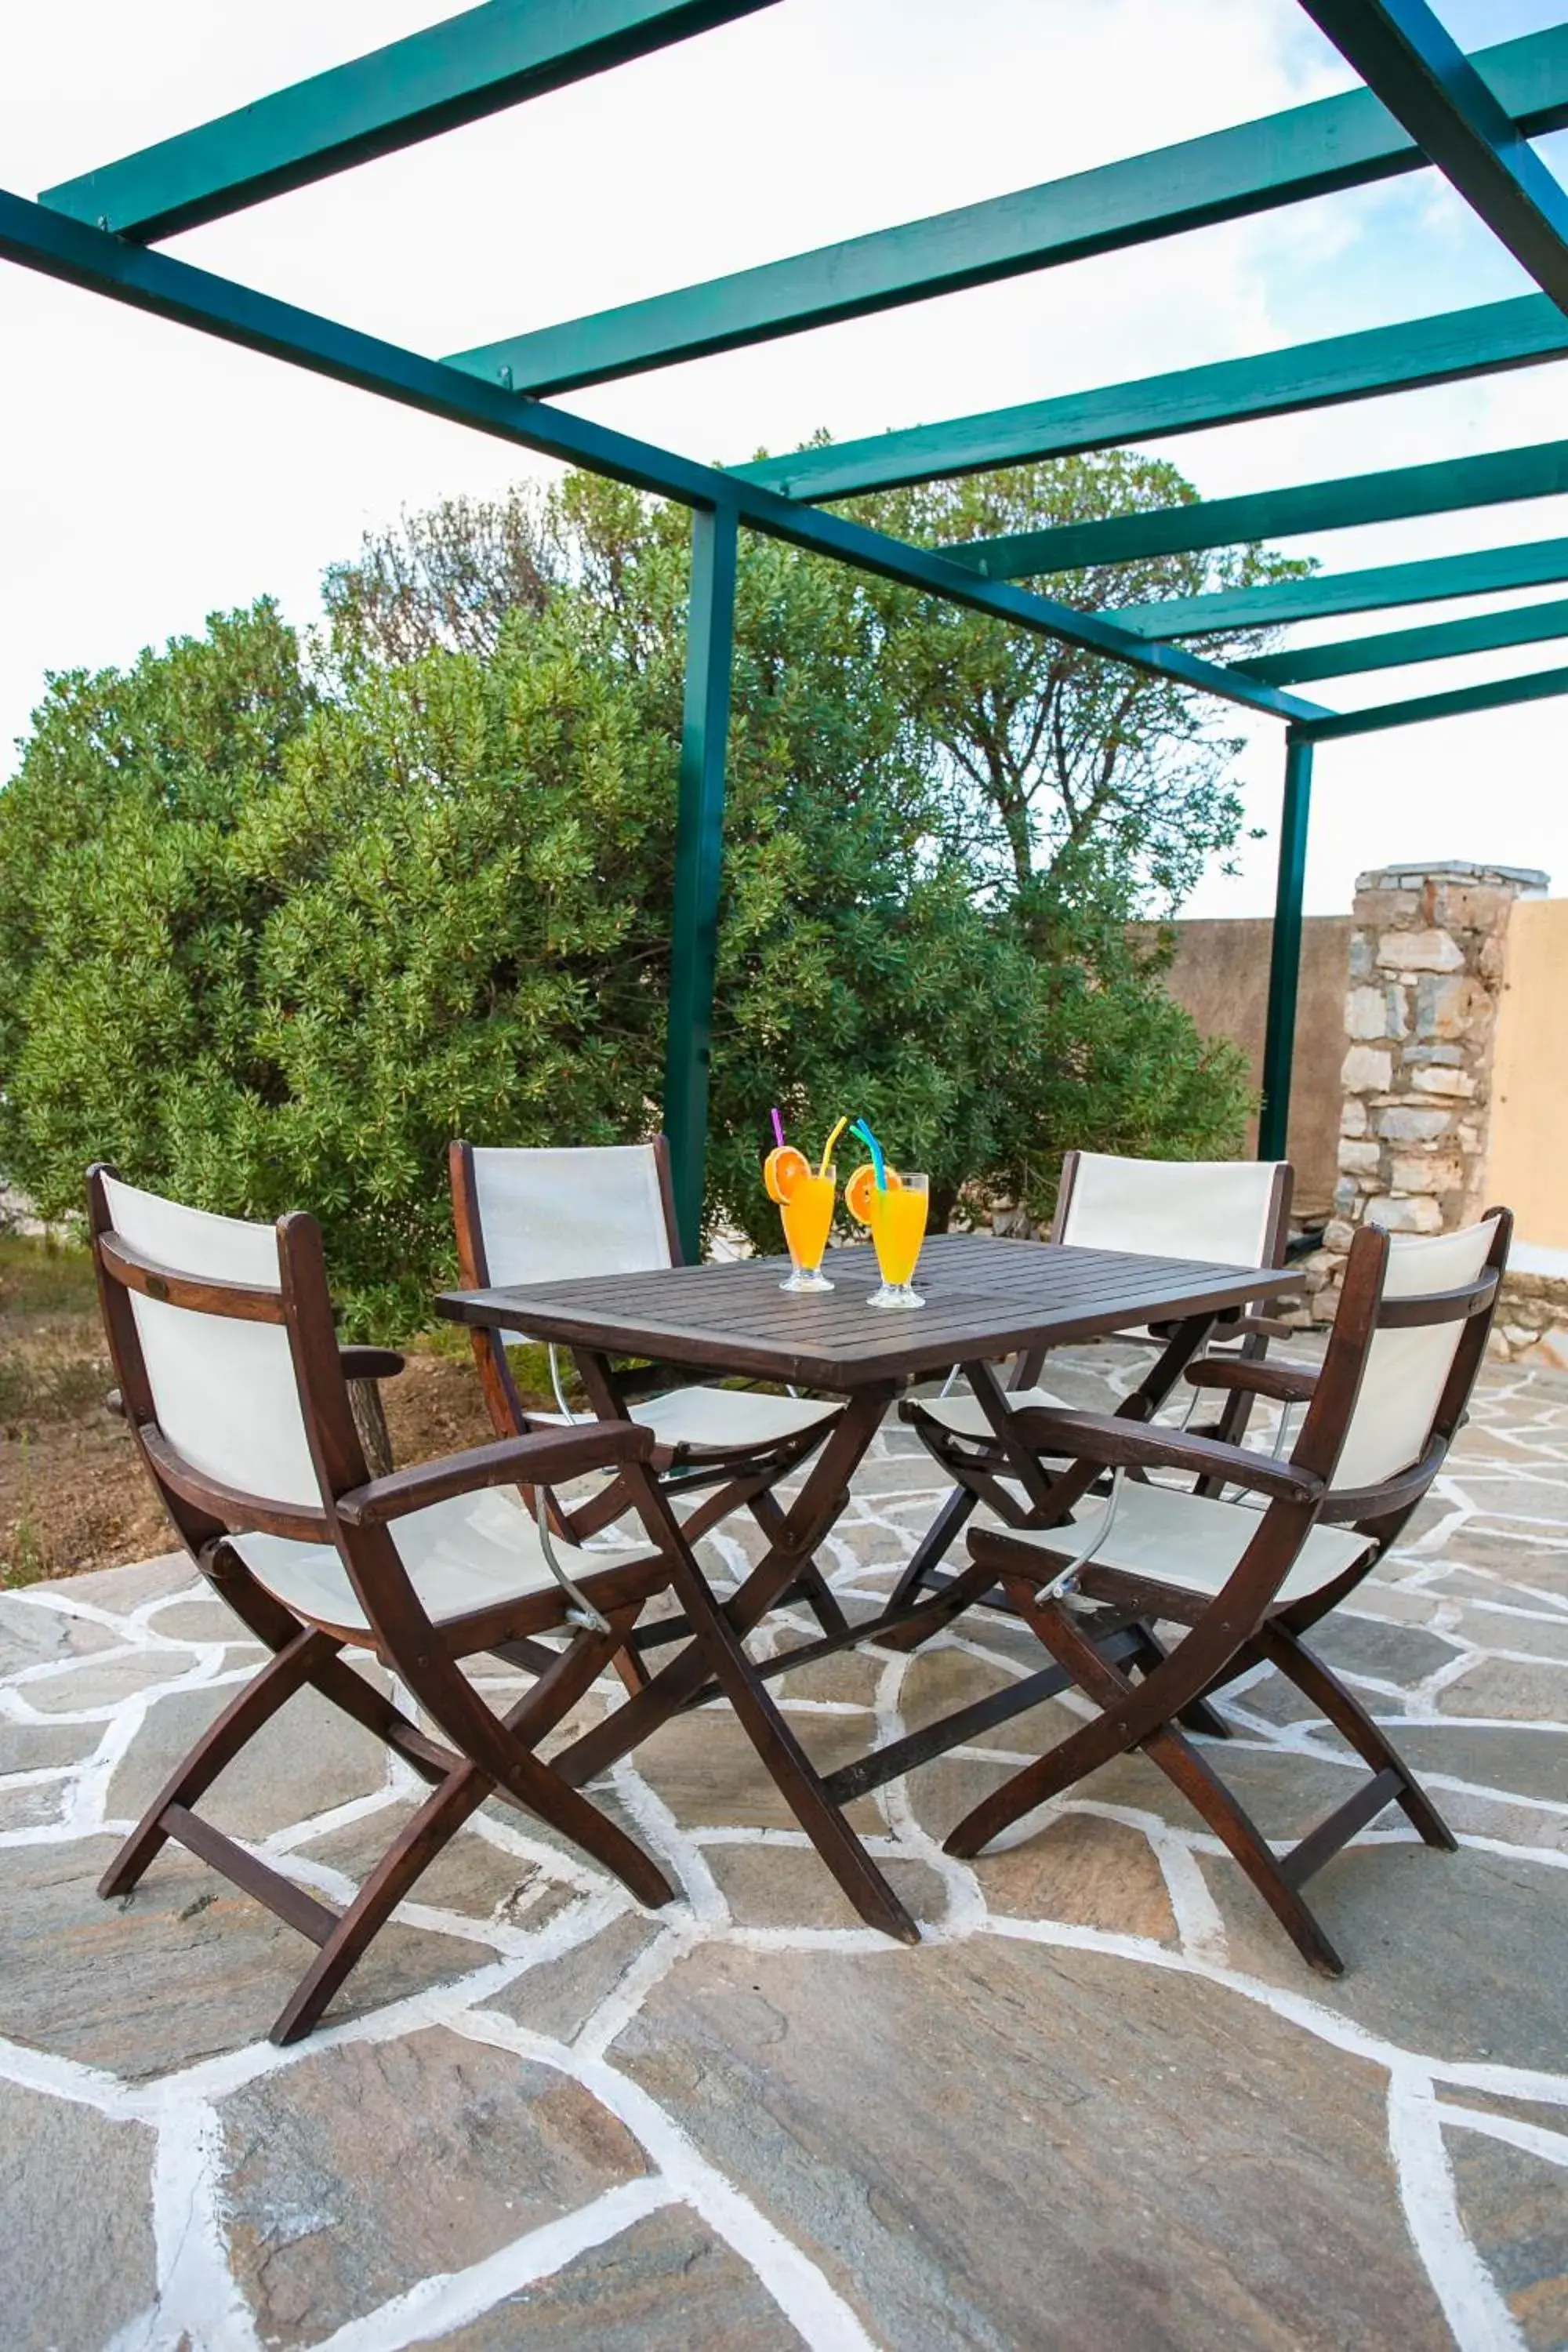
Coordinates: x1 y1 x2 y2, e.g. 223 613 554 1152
770 1106 786 1149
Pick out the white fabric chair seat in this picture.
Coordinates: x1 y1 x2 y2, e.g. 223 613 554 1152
909 1386 1059 1443
628 1387 837 1454
993 1478 1373 1610
232 1488 654 1637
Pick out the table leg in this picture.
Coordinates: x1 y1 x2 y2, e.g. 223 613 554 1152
553 1392 916 1940
750 1486 851 1638
887 1483 978 1611
554 1386 891 1785
652 1510 919 1944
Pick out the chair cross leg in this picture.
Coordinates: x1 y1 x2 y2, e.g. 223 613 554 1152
944 1584 1345 1974
272 1610 655 2044
208 1537 454 1781
1139 1720 1345 1974
945 1571 1245 1856
270 1743 495 2045
1125 1620 1233 1741
873 1548 1015 1655
98 1625 337 1900
1254 1621 1457 1853
103 1587 674 2046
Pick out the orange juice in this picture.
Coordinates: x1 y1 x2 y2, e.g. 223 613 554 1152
869 1181 927 1288
782 1171 836 1276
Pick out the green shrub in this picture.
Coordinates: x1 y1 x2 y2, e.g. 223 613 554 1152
0 465 1253 1334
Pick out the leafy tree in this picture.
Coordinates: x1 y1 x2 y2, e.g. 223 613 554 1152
0 458 1258 1330
0 604 310 1205
321 485 557 665
327 462 1263 1218
848 453 1300 918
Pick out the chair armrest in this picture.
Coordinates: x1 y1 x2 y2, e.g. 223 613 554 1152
1183 1356 1319 1405
336 1421 655 1528
1007 1406 1324 1505
339 1346 406 1381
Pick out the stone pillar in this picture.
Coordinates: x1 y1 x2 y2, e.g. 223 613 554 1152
1307 861 1547 1323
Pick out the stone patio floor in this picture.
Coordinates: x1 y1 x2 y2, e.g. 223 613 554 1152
2 1338 1566 2352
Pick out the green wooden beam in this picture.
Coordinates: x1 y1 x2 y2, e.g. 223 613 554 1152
663 506 738 1258
0 187 1326 730
1103 535 1568 639
1300 0 1568 312
39 0 779 243
731 292 1568 502
1300 663 1568 739
445 24 1568 394
939 437 1568 579
1240 596 1568 684
1258 735 1313 1164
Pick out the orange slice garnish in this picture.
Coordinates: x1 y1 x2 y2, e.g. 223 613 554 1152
845 1162 901 1223
764 1145 811 1203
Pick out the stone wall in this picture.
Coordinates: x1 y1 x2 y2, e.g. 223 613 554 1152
1301 861 1552 1347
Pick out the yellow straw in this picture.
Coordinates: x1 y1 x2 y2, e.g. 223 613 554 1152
818 1114 849 1177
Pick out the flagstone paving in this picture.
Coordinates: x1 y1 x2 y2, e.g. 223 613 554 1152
2 1340 1566 2351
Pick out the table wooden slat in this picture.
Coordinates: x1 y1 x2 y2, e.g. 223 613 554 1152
436 1233 1302 1391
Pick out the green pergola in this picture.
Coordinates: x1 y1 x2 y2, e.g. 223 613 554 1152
7 0 1568 1253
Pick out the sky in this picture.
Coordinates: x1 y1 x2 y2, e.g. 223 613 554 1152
2 0 1566 918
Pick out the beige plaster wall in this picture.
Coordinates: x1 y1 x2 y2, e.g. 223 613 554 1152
1487 895 1568 1253
1158 916 1355 1221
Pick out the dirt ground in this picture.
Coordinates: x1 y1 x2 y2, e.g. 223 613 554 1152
0 1234 513 1586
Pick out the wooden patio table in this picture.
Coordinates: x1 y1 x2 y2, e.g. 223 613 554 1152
437 1232 1301 1941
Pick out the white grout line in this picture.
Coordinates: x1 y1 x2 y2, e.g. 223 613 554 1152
306 2176 677 2352
1387 2071 1529 2352
1436 2102 1568 2170
455 2008 882 2352
103 2098 264 2352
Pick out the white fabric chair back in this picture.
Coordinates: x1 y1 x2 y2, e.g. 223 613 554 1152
1061 1153 1282 1269
101 1175 321 1511
470 1145 672 1288
1330 1217 1500 1494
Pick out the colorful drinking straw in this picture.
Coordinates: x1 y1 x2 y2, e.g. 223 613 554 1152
819 1114 849 1177
770 1106 786 1149
851 1118 887 1190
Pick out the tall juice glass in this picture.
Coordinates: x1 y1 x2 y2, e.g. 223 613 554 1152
868 1172 928 1308
780 1165 836 1293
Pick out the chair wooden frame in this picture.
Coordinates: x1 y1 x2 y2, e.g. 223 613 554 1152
449 1137 850 1676
892 1153 1297 1604
938 1210 1512 1974
86 1165 716 2045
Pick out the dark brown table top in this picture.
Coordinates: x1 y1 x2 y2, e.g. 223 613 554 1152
435 1232 1303 1392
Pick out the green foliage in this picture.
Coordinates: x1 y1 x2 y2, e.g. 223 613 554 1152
0 459 1256 1333
848 452 1307 916
0 602 310 1178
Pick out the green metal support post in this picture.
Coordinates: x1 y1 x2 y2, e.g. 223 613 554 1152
1259 733 1315 1165
664 503 740 1261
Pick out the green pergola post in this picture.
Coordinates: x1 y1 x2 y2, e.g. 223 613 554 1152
1259 732 1315 1165
663 502 739 1259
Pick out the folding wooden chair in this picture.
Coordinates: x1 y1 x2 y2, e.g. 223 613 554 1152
894 1151 1295 1602
450 1138 849 1668
87 1167 698 2045
942 1209 1511 1974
